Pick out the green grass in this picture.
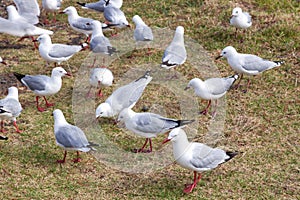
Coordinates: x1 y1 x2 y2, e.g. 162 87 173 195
0 0 299 199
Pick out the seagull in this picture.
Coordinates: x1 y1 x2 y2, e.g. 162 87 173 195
0 87 23 133
88 67 114 97
7 5 37 25
230 7 252 37
185 74 238 115
96 70 152 118
35 34 88 66
161 26 187 69
53 109 98 163
118 108 194 153
41 0 63 24
13 0 40 25
132 15 153 42
216 46 283 91
89 20 117 66
77 0 123 12
0 57 7 65
0 13 53 48
162 128 238 193
103 4 130 29
14 67 71 112
61 6 106 42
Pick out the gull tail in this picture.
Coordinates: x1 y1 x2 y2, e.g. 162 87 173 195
135 70 152 82
178 119 195 127
88 141 99 151
0 135 8 140
273 61 284 66
77 2 86 7
107 46 118 56
13 72 25 83
225 151 239 162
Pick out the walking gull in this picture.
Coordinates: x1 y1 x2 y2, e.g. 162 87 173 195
35 34 88 66
132 15 153 42
14 67 71 112
185 74 238 115
216 46 283 90
53 109 98 163
161 26 187 69
230 7 252 37
162 128 238 193
96 71 152 118
77 0 123 12
118 108 194 153
0 87 23 133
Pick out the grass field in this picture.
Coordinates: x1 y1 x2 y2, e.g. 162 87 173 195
0 0 299 199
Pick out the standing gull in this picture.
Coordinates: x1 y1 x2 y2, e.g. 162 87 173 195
77 0 123 12
118 108 194 153
96 71 152 118
216 46 283 91
61 6 108 42
89 20 117 67
161 26 187 69
103 4 130 29
230 7 252 37
42 0 63 23
0 87 23 133
132 15 153 42
88 67 114 97
14 67 71 112
53 109 98 163
185 74 238 115
162 128 238 193
35 34 87 66
13 0 40 24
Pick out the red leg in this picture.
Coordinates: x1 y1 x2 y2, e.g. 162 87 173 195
183 172 201 194
0 121 7 133
43 96 54 107
85 35 91 43
13 121 22 133
101 57 106 68
133 138 151 153
200 100 211 115
243 79 251 93
30 36 38 49
36 96 45 112
57 150 67 163
86 86 93 98
73 151 82 163
97 89 103 97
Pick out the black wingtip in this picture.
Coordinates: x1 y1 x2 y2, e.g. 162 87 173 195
273 61 284 66
13 72 25 83
135 70 151 82
0 135 8 140
225 151 239 162
107 46 118 56
77 2 86 6
179 119 195 127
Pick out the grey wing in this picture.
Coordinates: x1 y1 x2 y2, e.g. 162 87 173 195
49 44 81 58
85 1 105 12
190 144 227 170
0 17 29 37
22 75 49 91
90 36 111 53
72 18 93 31
134 113 179 133
242 54 275 72
243 12 252 23
0 98 22 117
14 0 40 24
163 43 187 65
205 77 234 95
55 125 89 148
104 7 123 23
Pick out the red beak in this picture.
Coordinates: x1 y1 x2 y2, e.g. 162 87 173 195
162 138 171 144
1 61 7 65
65 72 72 76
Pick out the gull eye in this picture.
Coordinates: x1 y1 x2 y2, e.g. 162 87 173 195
236 11 238 13
223 52 226 54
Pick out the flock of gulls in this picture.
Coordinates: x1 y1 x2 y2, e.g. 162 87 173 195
0 0 284 194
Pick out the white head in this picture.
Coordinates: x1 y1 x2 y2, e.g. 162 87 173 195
51 67 71 77
132 15 146 26
175 26 184 35
232 7 243 16
62 6 78 16
36 34 52 44
53 109 68 126
185 78 202 91
163 128 186 144
6 5 19 19
219 46 238 58
95 103 113 118
7 86 19 99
